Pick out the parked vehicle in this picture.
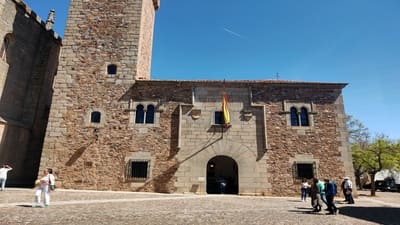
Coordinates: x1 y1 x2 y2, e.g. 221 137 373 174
375 178 398 192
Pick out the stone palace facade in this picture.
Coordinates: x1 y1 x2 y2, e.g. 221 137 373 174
0 0 354 195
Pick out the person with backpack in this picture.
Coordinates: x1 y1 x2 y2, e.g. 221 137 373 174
324 178 339 215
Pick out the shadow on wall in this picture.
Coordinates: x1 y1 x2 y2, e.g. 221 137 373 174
136 163 179 193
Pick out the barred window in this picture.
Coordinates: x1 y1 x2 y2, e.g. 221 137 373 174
127 160 150 181
293 162 316 179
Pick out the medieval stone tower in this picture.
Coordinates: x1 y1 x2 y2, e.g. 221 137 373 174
40 0 161 189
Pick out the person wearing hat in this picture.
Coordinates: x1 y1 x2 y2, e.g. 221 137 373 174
343 177 354 204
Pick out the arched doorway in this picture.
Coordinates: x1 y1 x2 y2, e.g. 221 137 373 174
206 155 238 194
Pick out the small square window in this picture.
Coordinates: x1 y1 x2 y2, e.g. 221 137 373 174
295 163 314 179
91 111 101 123
127 160 150 181
107 64 117 76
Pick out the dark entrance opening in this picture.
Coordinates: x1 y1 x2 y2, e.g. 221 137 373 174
206 155 238 194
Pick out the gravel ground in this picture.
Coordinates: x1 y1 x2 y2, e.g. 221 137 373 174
0 189 399 225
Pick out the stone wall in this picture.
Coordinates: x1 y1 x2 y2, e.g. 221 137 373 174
41 79 352 196
40 0 160 189
0 0 61 186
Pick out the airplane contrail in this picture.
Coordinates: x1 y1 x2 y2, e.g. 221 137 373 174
223 28 245 39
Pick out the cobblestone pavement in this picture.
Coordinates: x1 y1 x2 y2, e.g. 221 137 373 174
0 189 399 225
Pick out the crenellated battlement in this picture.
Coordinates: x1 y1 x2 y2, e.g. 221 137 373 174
12 0 62 42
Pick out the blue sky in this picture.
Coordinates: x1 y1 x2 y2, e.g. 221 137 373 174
24 0 400 140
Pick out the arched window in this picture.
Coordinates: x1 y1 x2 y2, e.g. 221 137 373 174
91 111 101 123
107 64 117 76
290 107 299 126
145 105 155 124
135 105 145 124
300 107 309 126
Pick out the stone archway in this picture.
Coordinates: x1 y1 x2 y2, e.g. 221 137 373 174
206 155 238 194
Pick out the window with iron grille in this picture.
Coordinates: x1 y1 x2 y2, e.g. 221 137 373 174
127 160 150 181
294 162 316 179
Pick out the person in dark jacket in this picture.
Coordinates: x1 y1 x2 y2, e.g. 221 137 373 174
324 178 339 215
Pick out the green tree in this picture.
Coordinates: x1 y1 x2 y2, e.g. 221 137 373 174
346 115 370 189
353 135 399 196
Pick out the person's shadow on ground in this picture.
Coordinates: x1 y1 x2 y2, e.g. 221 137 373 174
291 205 400 224
338 206 400 225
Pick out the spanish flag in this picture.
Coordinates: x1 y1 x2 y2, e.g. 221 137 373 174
222 92 231 128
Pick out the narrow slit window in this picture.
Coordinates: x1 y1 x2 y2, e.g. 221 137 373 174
135 104 145 124
300 107 309 126
290 107 299 126
145 105 155 124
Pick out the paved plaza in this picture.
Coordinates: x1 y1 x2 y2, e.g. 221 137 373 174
0 189 399 225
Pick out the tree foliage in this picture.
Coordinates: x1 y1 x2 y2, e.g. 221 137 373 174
347 115 400 196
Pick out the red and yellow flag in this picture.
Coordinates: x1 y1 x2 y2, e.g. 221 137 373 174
222 92 231 128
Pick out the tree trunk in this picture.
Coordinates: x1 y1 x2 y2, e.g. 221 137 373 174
370 173 376 196
355 172 362 190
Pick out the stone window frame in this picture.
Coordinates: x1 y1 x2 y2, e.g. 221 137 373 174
283 101 315 129
292 161 317 180
129 101 161 127
85 108 106 127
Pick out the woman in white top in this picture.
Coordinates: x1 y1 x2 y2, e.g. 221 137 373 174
33 168 55 207
301 178 310 202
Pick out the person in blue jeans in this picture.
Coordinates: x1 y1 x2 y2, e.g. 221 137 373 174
300 178 310 202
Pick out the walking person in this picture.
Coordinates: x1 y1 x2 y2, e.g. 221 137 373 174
343 177 355 204
300 178 310 202
310 178 323 212
317 179 328 206
0 164 12 191
341 178 348 202
324 178 339 215
33 168 55 207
